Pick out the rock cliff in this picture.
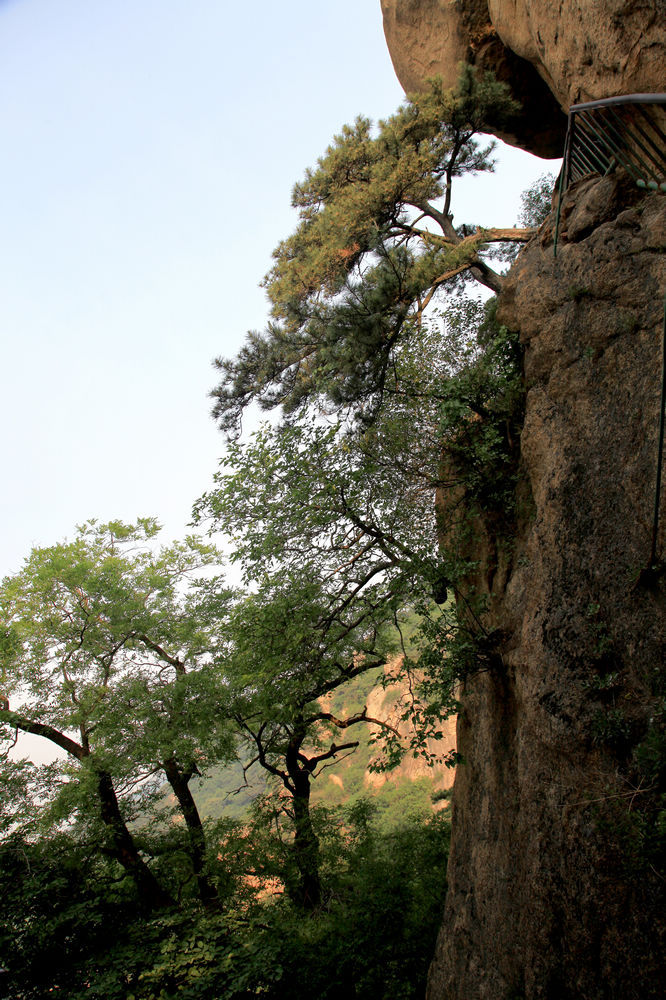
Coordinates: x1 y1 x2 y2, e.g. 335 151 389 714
427 172 666 1000
379 7 666 995
381 0 666 157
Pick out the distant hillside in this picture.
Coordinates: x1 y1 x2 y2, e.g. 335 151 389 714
186 661 456 829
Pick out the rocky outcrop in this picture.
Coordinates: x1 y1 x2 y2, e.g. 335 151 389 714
364 664 457 792
379 9 666 995
380 0 666 157
487 0 666 111
427 176 666 999
313 660 457 804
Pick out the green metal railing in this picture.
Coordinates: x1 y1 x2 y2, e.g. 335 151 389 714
565 93 666 190
553 94 666 256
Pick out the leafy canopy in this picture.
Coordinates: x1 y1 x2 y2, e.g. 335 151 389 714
0 518 235 839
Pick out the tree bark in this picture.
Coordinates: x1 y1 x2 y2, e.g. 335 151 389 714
96 770 174 912
285 722 322 910
290 775 322 910
162 755 218 906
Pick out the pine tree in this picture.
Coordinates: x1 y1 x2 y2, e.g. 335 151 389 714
211 68 532 435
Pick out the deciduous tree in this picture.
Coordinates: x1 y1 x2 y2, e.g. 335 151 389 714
0 519 235 910
220 572 405 909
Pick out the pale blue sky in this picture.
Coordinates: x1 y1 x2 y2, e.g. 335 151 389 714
0 0 559 576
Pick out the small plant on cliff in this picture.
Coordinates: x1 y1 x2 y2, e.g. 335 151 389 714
518 172 556 228
497 171 555 263
433 296 524 514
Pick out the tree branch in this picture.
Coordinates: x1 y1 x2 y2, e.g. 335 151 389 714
136 634 185 674
305 740 359 768
0 709 86 760
237 716 294 792
304 707 401 738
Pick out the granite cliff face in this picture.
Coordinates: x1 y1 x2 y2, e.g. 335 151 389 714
428 174 666 1000
486 0 666 109
378 4 666 997
381 0 666 156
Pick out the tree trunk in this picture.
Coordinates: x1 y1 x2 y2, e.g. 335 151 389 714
162 755 218 906
96 770 173 912
290 777 322 910
285 722 322 910
0 712 173 913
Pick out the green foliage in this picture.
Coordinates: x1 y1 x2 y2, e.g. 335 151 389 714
0 66 547 997
195 415 439 602
434 298 524 513
198 277 524 807
0 831 143 999
200 73 529 826
0 519 233 774
566 284 592 302
431 787 452 803
0 519 236 909
209 565 420 909
635 699 666 788
584 601 615 660
495 171 555 265
627 699 666 870
590 706 632 748
406 590 503 744
211 68 523 435
517 172 556 228
186 659 448 835
0 806 449 1000
200 288 523 604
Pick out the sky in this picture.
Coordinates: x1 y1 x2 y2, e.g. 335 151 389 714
0 0 560 579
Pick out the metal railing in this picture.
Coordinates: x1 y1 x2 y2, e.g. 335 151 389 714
554 94 666 255
565 93 666 190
